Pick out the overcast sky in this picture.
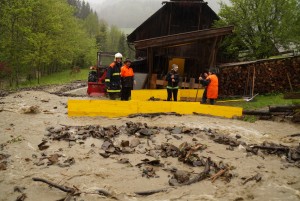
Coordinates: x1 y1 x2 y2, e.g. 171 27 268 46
85 0 230 12
85 0 231 30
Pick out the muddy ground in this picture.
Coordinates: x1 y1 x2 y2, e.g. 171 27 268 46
0 83 300 201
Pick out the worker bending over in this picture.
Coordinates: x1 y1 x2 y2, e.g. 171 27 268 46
199 69 218 105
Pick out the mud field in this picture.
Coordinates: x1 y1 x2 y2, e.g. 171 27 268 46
0 83 299 201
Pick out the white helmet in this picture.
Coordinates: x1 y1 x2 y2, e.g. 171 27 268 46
172 64 178 71
115 52 123 59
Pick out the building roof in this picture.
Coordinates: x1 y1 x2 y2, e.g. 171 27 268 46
127 0 219 43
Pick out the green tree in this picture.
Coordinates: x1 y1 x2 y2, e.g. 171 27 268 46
83 12 99 38
96 20 108 51
106 25 122 52
0 0 36 86
118 33 126 57
0 0 98 87
215 0 300 60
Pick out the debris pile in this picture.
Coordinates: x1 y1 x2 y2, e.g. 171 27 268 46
28 122 300 199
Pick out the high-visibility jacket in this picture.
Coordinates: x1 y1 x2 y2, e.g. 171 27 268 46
206 74 218 99
121 65 134 88
166 70 179 89
105 62 121 93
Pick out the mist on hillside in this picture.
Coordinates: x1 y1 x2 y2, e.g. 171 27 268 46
89 0 164 29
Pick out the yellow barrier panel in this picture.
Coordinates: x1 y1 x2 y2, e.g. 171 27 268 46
68 100 243 118
131 89 167 101
131 89 205 101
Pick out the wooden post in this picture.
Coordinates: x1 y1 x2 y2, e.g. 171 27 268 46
286 72 293 92
245 67 250 96
189 78 195 89
251 67 256 97
150 74 157 89
208 37 218 68
147 47 154 89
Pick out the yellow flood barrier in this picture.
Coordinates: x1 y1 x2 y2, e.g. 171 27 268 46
68 100 242 118
131 89 205 101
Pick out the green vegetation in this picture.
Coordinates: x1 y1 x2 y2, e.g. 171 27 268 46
18 69 90 88
218 93 300 110
0 0 133 89
215 0 300 60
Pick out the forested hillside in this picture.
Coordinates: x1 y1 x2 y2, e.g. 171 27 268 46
0 0 132 88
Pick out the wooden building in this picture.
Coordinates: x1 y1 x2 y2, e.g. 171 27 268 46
127 0 233 88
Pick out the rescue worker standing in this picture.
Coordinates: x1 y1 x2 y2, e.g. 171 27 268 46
166 64 179 101
200 69 218 105
105 53 122 100
199 72 209 104
120 58 135 101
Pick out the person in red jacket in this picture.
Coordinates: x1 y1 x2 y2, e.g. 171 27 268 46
120 58 135 101
199 69 218 105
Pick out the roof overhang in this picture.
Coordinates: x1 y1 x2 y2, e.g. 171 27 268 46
133 26 234 50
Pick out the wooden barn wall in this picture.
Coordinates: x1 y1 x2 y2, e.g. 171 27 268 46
218 56 300 96
134 39 217 78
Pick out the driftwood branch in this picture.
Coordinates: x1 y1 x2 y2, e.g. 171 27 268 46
182 157 211 185
32 177 116 199
251 145 289 152
242 173 262 185
128 112 181 118
32 177 75 193
134 188 170 196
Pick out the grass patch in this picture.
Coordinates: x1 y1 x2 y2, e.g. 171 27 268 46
242 115 258 123
218 93 300 110
18 69 90 88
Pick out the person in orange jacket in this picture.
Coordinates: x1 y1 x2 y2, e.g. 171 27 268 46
199 69 218 105
120 58 136 101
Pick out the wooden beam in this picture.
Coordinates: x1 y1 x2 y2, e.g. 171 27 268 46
147 47 154 88
134 26 234 50
208 37 218 68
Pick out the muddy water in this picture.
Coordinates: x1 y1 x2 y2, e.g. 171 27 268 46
0 91 299 201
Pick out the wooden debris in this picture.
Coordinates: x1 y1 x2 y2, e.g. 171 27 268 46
128 112 181 118
134 188 170 196
210 168 229 183
32 177 115 199
182 157 211 185
32 177 75 193
16 193 27 201
243 104 300 123
242 173 262 185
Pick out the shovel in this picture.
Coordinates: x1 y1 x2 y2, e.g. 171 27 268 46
195 74 202 102
243 93 259 102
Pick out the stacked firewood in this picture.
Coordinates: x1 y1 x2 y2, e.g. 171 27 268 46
219 56 300 96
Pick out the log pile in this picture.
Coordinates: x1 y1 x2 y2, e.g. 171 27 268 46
219 56 300 96
243 105 300 123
